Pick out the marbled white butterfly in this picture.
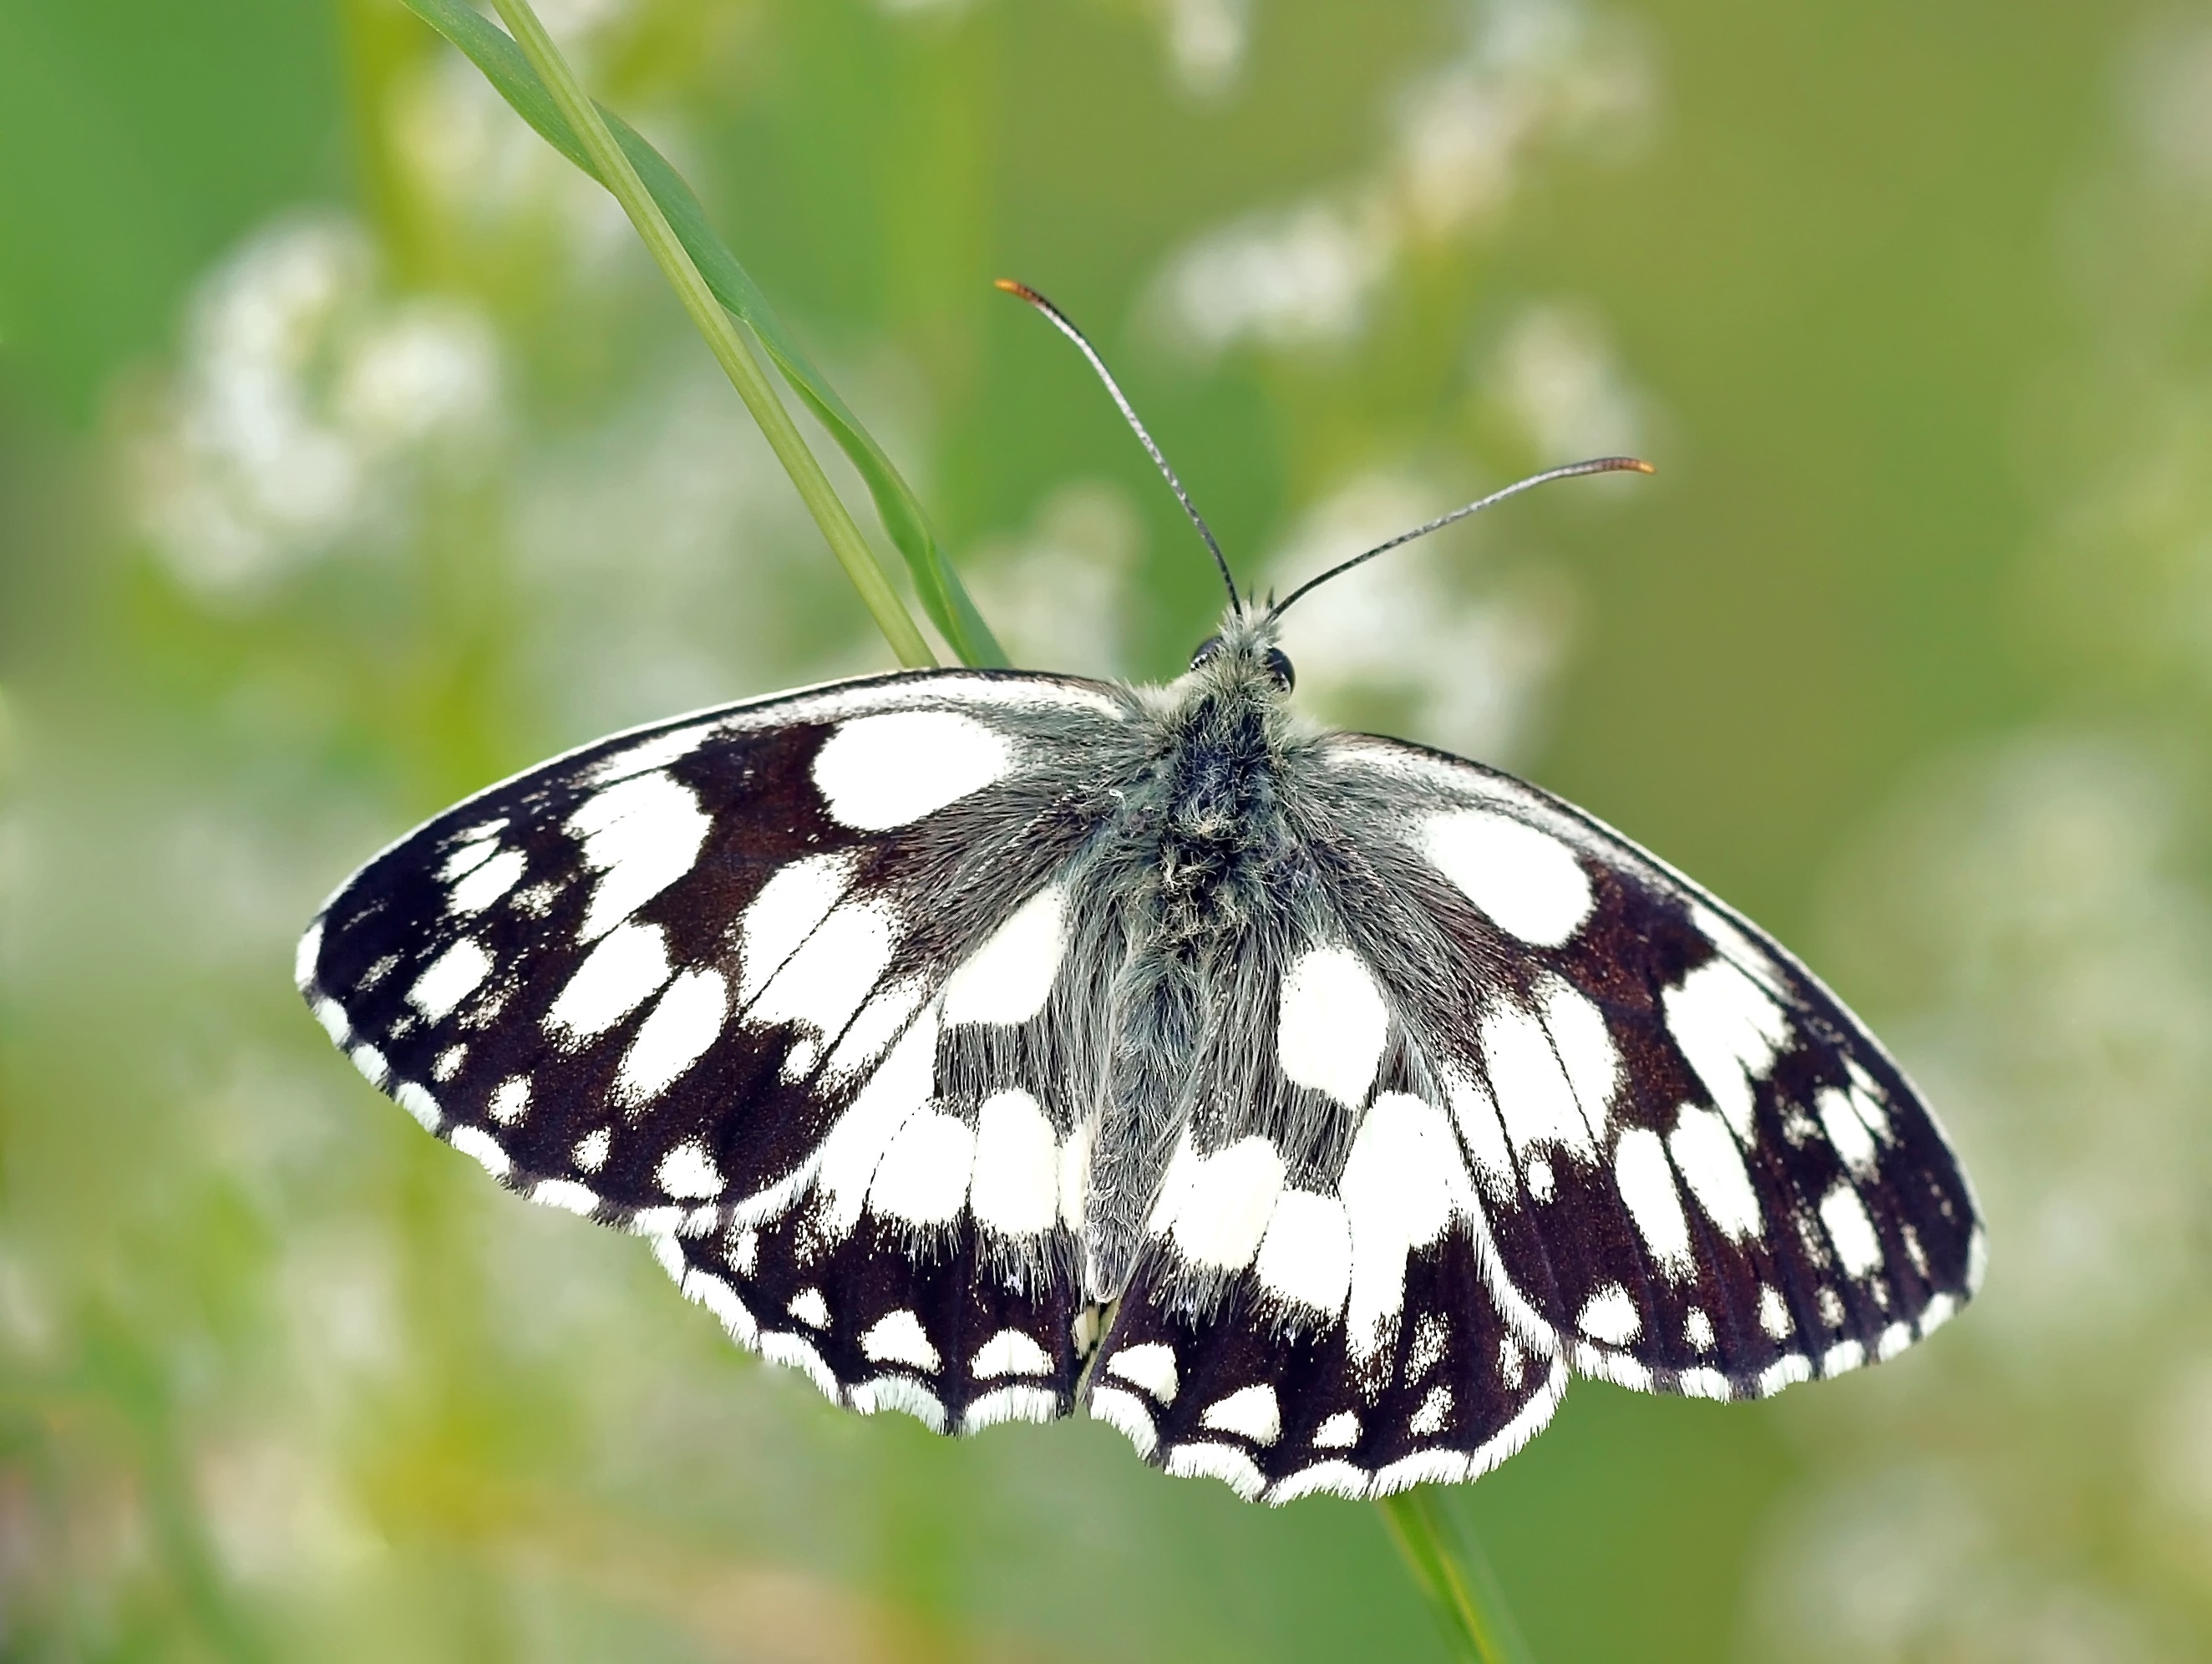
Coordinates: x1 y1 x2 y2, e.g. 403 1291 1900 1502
297 284 1983 1505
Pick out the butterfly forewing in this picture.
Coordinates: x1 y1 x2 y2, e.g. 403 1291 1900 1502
299 670 1134 1428
1311 733 1986 1400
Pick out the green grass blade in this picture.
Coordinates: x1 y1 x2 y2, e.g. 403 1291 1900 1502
399 0 1006 669
1377 1490 1535 1664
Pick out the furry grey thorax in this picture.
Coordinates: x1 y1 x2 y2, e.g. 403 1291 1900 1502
1075 606 1330 1306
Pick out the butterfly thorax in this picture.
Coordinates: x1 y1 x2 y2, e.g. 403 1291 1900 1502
1079 611 1314 1303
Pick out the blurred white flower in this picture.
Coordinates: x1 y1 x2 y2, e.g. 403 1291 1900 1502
1392 0 1649 236
389 54 636 270
1263 470 1570 764
1152 200 1395 354
1157 0 1252 97
196 1433 380 1586
2127 19 2212 195
966 480 1146 678
514 363 828 737
1488 302 1646 460
129 215 500 601
1150 0 1651 355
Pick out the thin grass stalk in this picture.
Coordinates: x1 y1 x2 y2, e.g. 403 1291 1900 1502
415 17 1532 1660
1377 1489 1535 1664
481 0 938 670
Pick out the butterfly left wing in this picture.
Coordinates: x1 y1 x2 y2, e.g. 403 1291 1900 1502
297 669 1137 1433
1299 732 1986 1402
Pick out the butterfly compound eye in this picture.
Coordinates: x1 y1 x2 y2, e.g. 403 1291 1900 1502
1263 647 1296 690
1188 636 1224 672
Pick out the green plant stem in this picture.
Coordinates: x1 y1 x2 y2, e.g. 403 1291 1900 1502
482 0 937 670
1377 1490 1534 1664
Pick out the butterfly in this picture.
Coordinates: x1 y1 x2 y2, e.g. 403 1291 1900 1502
297 282 1983 1504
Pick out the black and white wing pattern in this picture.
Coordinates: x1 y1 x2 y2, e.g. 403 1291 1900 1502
1304 733 1985 1402
297 670 1136 1436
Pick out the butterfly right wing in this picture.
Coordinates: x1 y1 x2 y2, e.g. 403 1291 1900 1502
298 668 1138 1433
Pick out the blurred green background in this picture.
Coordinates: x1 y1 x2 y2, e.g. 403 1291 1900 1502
4 0 2210 1658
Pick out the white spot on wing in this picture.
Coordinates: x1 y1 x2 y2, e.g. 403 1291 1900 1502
941 886 1067 1027
1612 1127 1692 1276
1339 1093 1473 1357
860 1309 941 1372
566 771 710 942
1089 1386 1157 1458
1758 1284 1792 1339
1420 808 1594 946
656 1139 723 1200
588 722 716 786
1164 1442 1266 1501
439 829 503 880
788 1287 830 1328
618 968 728 1103
350 1044 389 1088
868 1109 975 1228
1312 1409 1361 1449
748 898 895 1045
573 1127 611 1171
1155 1134 1286 1271
1540 977 1619 1145
737 853 855 1004
814 1003 941 1237
1821 1339 1864 1377
1276 944 1390 1108
1106 1342 1179 1403
394 1079 440 1131
1576 1283 1640 1344
294 921 322 992
1480 999 1593 1159
963 1386 1059 1431
1254 1190 1352 1315
488 1076 530 1124
1685 1307 1715 1352
1200 1384 1281 1445
1408 1384 1452 1437
1057 1115 1092 1235
823 977 928 1084
970 1088 1060 1237
1663 956 1793 1139
447 1124 508 1176
1756 1354 1813 1396
1443 1070 1516 1203
408 937 492 1023
545 921 671 1041
1816 1086 1879 1175
449 847 525 915
811 709 1012 831
1819 1181 1883 1277
1668 1103 1763 1240
972 1328 1052 1380
533 1179 600 1215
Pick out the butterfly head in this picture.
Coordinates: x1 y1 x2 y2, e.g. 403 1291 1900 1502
1182 606 1296 701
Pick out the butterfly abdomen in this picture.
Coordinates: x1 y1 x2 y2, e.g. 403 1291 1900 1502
1078 677 1317 1301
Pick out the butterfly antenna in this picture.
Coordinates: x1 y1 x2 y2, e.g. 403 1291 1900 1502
1267 455 1655 620
996 279 1241 611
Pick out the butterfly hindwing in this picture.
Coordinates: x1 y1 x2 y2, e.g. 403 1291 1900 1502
1095 1216 1567 1504
299 670 1133 1428
1309 733 1986 1399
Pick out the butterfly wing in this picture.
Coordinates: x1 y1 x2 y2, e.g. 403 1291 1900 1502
1300 732 1986 1399
298 668 1138 1432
